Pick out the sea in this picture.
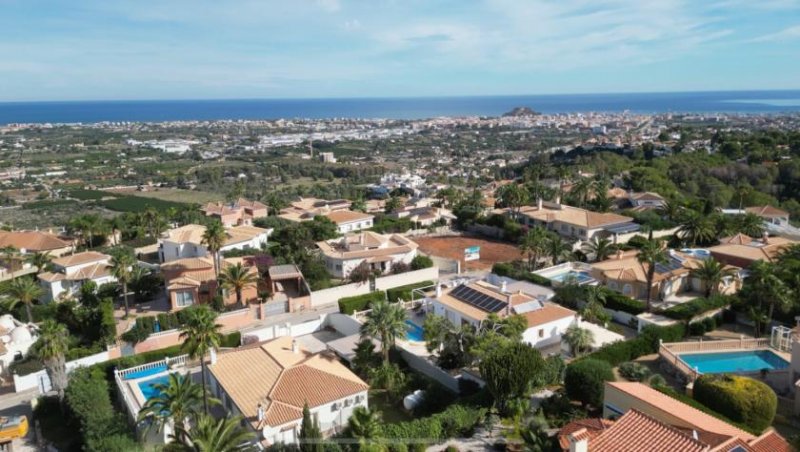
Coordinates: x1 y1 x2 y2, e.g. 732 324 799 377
1 90 800 124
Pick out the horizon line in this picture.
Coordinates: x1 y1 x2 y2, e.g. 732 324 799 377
2 88 800 105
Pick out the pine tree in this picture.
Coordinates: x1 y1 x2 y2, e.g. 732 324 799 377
299 402 323 452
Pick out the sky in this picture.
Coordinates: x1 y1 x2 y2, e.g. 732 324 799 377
1 0 799 101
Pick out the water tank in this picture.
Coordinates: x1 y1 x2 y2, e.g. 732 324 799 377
403 390 425 411
10 326 32 344
0 315 16 331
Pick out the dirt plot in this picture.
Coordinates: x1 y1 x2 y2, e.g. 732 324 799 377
413 236 523 271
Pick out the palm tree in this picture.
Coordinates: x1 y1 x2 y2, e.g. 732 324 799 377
35 320 69 402
637 237 668 311
348 406 382 440
690 258 735 297
202 221 227 280
497 183 529 217
563 324 594 357
384 196 402 214
180 305 222 414
744 261 793 337
581 236 617 262
677 210 715 247
178 414 254 451
657 201 683 222
737 213 764 237
3 276 43 322
142 207 166 239
0 246 21 277
520 227 549 270
26 251 51 275
360 299 407 363
545 235 571 266
110 252 135 318
580 286 609 324
218 263 259 307
138 373 208 441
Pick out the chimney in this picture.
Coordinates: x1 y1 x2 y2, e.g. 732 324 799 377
209 348 218 365
537 198 543 210
435 284 442 298
762 230 770 244
568 429 589 452
555 195 561 207
291 339 299 354
500 280 508 294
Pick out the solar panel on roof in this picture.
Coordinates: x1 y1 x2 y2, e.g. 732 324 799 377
450 285 507 313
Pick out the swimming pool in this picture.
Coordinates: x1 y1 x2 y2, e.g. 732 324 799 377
138 374 172 401
678 350 789 374
550 270 595 285
123 364 168 380
680 248 711 259
405 320 424 342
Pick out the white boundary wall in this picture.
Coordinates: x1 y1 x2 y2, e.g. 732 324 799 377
13 350 111 394
309 267 439 307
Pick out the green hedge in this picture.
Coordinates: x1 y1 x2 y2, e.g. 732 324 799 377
100 196 188 213
654 385 759 435
603 290 646 315
491 263 552 287
379 404 487 444
693 375 776 433
386 281 434 303
338 291 386 314
660 295 732 321
583 324 685 366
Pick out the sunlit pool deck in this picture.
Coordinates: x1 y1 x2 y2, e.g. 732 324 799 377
115 355 190 420
534 262 597 286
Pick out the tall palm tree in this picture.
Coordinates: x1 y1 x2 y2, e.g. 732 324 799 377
178 414 254 451
657 201 683 222
138 373 209 441
563 324 594 357
677 210 715 247
360 299 407 363
348 406 382 440
581 236 617 262
497 183 529 217
111 252 135 318
180 305 222 414
3 276 43 322
637 238 668 311
520 227 549 270
26 251 52 275
218 263 259 307
202 221 227 280
0 246 21 277
545 235 571 266
737 213 764 237
35 319 69 402
580 286 608 324
689 258 735 297
745 261 793 337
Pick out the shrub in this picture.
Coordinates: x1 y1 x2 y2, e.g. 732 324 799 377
480 343 545 411
386 281 434 303
564 359 615 407
693 375 777 432
220 331 241 348
602 290 646 315
379 404 487 444
618 361 651 382
411 255 434 270
533 355 566 387
660 295 732 321
338 291 387 314
654 384 757 434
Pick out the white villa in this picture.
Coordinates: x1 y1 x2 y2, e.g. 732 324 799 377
208 336 368 447
158 224 272 263
38 251 116 302
316 231 418 279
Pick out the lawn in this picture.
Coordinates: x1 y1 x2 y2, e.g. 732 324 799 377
111 188 225 204
100 195 189 213
369 391 414 424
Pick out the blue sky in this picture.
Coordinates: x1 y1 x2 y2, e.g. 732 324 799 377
1 0 799 101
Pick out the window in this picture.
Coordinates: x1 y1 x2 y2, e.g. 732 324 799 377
538 329 544 338
175 291 194 307
331 403 339 412
335 264 342 271
623 284 633 296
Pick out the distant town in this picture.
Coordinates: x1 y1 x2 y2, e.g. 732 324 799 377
0 108 799 451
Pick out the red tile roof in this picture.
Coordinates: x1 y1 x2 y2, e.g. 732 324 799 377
588 409 708 452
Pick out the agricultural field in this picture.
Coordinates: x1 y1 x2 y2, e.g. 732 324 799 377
106 187 224 204
100 195 189 213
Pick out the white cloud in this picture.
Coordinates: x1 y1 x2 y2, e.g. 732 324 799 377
749 25 800 42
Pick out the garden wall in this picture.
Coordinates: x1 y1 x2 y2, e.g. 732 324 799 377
398 347 460 393
309 267 439 307
14 349 111 394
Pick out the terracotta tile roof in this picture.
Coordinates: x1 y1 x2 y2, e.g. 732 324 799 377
588 409 708 452
557 418 613 449
161 256 214 271
631 191 665 201
605 382 755 441
316 232 417 260
0 231 71 252
38 272 65 282
710 234 796 264
225 225 270 245
518 203 634 229
68 263 112 280
209 336 368 430
590 251 695 284
162 224 270 246
745 205 789 218
201 202 240 216
323 210 374 225
747 429 794 452
235 197 268 210
51 251 110 268
167 276 201 290
521 302 576 327
435 282 533 322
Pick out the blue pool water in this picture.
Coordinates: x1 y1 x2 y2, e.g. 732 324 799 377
123 364 168 380
678 350 789 374
138 375 172 401
550 271 594 284
405 320 424 342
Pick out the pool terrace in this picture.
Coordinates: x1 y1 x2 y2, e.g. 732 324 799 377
533 262 597 287
115 355 191 422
